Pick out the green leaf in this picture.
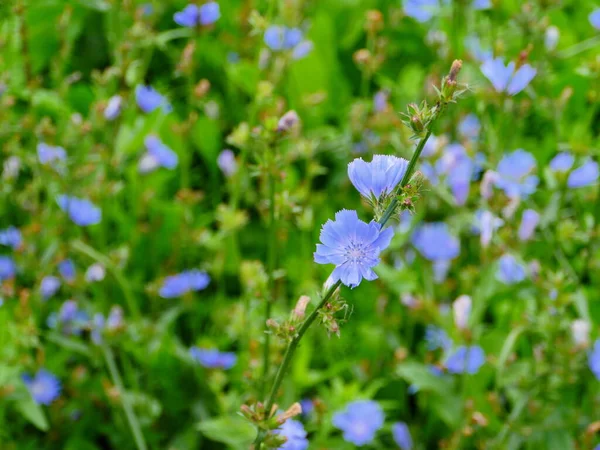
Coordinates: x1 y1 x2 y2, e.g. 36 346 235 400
496 326 526 384
191 117 221 170
16 395 49 431
197 415 256 449
75 0 111 11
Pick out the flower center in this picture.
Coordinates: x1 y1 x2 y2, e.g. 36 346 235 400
345 241 366 263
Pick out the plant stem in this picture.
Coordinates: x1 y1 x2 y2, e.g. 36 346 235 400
102 346 148 450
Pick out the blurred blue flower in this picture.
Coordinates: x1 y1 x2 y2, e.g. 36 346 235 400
433 143 473 205
59 300 78 322
142 136 178 171
22 369 61 405
496 254 526 285
49 300 89 335
314 210 394 288
59 259 76 282
199 2 220 25
264 26 293 51
159 270 210 298
590 9 600 29
433 259 451 283
472 209 503 248
549 152 574 172
217 149 238 177
0 256 15 281
264 26 312 58
106 305 124 331
37 143 66 165
0 226 22 249
174 4 199 27
190 347 236 369
40 276 61 300
392 422 413 450
292 40 313 60
567 160 598 188
57 195 102 226
465 35 493 62
373 90 389 112
332 400 384 446
274 419 309 450
545 26 560 51
518 209 539 241
404 0 443 23
284 28 303 48
299 398 314 418
425 325 452 351
421 134 439 157
348 155 409 200
85 263 105 282
480 58 536 95
494 149 538 199
135 85 170 113
91 313 105 344
473 0 491 9
411 222 460 262
446 345 485 374
104 95 122 120
588 339 600 380
458 114 481 140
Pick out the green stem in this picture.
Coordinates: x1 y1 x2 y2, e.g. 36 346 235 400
102 346 148 450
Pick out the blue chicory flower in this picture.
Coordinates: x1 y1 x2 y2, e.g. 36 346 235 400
217 149 238 177
480 57 537 95
314 210 394 288
590 9 600 29
198 1 220 25
274 419 309 450
174 2 220 27
104 95 122 120
392 422 413 450
0 256 16 281
458 114 481 140
472 209 503 248
473 0 491 9
142 136 178 171
85 263 105 282
332 400 384 446
465 35 493 63
57 195 102 226
348 155 409 200
496 254 526 285
0 226 22 249
404 0 443 23
494 149 539 199
299 399 314 418
567 160 599 188
264 26 291 51
425 325 452 351
135 85 170 113
549 152 574 172
37 143 66 165
59 300 78 322
589 339 600 380
159 270 210 298
190 347 237 369
40 276 61 300
91 313 105 344
446 345 485 374
59 259 76 282
106 305 124 331
264 25 312 58
22 369 61 405
373 90 389 112
291 40 313 60
411 222 460 262
518 209 540 241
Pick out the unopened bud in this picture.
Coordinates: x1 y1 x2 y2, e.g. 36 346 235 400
292 295 311 320
266 318 279 330
277 110 299 132
410 115 424 133
353 48 371 66
448 59 462 83
365 10 383 32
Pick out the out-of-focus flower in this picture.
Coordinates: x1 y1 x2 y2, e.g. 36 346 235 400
392 422 413 450
299 399 314 418
332 400 384 446
421 134 440 157
135 85 170 113
159 270 210 298
572 319 590 347
104 95 122 120
314 210 394 288
190 347 236 369
274 419 309 450
348 155 409 201
567 160 598 188
57 195 102 226
0 227 22 249
22 369 61 405
458 114 481 140
3 156 21 179
590 9 600 29
446 345 485 374
404 0 443 23
494 149 538 199
40 276 61 300
106 305 124 331
431 143 473 205
549 152 574 172
59 259 76 282
85 263 105 282
480 170 499 199
496 254 526 285
425 325 451 351
292 40 313 60
472 0 491 10
264 26 313 59
465 35 492 62
481 58 536 95
91 313 104 344
37 143 66 166
373 90 389 112
48 301 89 336
277 110 300 132
472 209 503 248
588 339 600 380
518 209 540 241
217 149 237 177
174 2 220 27
545 26 560 51
453 295 472 330
412 222 460 262
140 136 178 172
0 256 15 281
59 300 78 322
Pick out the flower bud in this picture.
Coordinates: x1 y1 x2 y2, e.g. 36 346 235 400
353 48 371 66
277 110 299 132
292 295 311 320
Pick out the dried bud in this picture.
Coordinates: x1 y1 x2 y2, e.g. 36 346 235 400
292 295 311 320
266 318 279 330
471 411 489 427
366 10 383 32
277 110 300 132
353 48 371 66
194 79 211 98
448 59 462 83
276 402 303 423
